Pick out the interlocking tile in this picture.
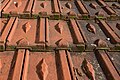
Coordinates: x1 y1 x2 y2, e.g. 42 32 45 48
0 0 120 80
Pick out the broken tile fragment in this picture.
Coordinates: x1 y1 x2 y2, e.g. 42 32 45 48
82 58 95 80
116 23 120 30
22 22 31 33
94 39 108 47
89 3 97 9
86 23 96 34
65 2 72 9
40 59 48 80
55 22 63 34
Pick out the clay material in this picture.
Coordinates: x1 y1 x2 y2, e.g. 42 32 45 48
14 2 18 8
65 2 72 9
89 3 97 9
55 38 69 47
95 50 120 80
22 22 31 33
86 23 96 34
40 59 48 80
12 49 25 80
0 0 120 80
98 20 120 43
95 10 104 16
97 0 107 6
67 11 76 16
103 6 116 15
116 23 120 30
7 17 18 43
112 3 120 9
39 18 45 43
55 22 63 34
18 0 22 7
22 50 29 80
41 2 47 8
0 17 16 43
53 0 59 13
46 18 50 43
14 0 22 8
66 51 76 80
70 19 84 44
82 58 95 80
0 59 2 71
16 38 29 46
75 1 88 14
25 0 34 13
3 0 12 12
59 50 72 80
94 39 108 47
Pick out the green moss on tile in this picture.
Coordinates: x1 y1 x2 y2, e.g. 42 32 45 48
82 16 89 20
76 44 85 51
54 14 60 20
0 45 5 52
96 16 105 19
6 46 16 51
2 14 9 18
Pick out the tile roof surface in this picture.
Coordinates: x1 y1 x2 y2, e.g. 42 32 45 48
0 0 120 80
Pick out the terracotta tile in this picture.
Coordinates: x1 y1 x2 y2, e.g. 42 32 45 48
0 0 120 80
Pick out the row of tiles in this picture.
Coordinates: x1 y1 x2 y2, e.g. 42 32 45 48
0 17 120 51
0 49 120 80
0 0 120 18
